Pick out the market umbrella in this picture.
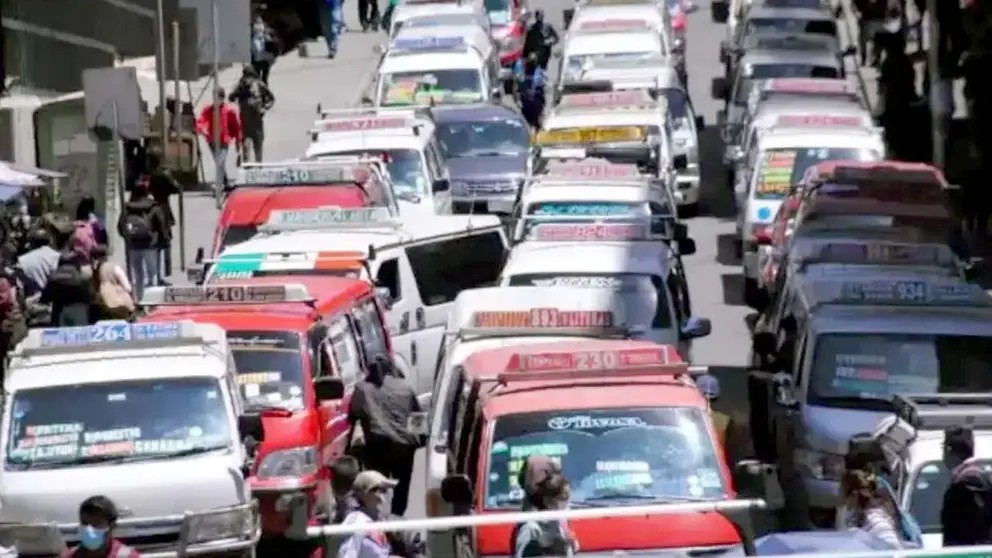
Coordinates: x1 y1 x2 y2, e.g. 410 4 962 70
756 531 896 555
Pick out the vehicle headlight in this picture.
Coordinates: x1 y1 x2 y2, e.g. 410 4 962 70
184 508 255 544
794 448 845 481
256 446 318 479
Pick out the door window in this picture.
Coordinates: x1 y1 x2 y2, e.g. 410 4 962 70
406 231 507 306
425 140 444 182
376 258 401 301
353 299 390 360
327 317 364 388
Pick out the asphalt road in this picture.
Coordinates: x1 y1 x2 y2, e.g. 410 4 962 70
149 0 881 521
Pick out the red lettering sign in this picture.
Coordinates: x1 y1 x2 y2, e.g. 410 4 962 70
472 309 616 329
505 346 677 373
532 223 648 241
315 118 408 132
775 115 865 127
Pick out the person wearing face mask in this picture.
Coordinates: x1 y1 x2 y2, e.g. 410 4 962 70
337 471 401 558
61 495 140 557
512 456 578 558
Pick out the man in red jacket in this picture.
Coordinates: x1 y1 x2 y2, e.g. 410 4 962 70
196 87 243 199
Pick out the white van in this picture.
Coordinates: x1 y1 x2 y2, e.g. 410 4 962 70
0 321 260 556
203 207 508 395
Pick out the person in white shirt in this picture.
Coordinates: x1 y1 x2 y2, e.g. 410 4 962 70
840 469 903 548
338 471 399 558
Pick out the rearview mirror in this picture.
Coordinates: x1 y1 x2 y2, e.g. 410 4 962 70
314 377 345 402
711 0 729 23
681 316 711 339
678 238 697 256
441 474 473 505
238 414 265 442
711 77 728 100
673 154 688 171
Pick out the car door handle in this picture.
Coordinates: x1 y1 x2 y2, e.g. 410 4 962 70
415 307 425 329
411 340 417 366
399 312 410 333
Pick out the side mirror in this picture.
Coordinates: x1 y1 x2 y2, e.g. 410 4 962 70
195 247 205 264
681 316 712 339
360 95 374 106
238 414 265 442
673 222 689 241
673 154 688 171
432 178 451 193
734 460 784 511
711 0 729 23
695 115 705 129
498 68 514 81
441 474 473 505
678 238 697 256
751 331 777 357
374 286 394 310
710 77 728 101
314 377 345 402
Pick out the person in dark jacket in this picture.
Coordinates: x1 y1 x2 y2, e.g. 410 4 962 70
229 66 275 163
116 185 167 301
144 155 178 285
522 9 558 70
515 53 546 130
41 249 93 327
347 354 423 517
942 427 992 545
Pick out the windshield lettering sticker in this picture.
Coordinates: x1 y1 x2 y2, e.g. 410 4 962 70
83 428 141 444
547 415 648 430
757 151 796 196
237 372 282 385
16 433 78 448
492 441 509 453
134 439 196 454
82 441 135 457
592 472 653 490
508 443 569 459
529 276 625 289
700 470 721 488
25 423 83 436
11 444 78 460
533 203 635 216
596 460 649 472
834 353 888 392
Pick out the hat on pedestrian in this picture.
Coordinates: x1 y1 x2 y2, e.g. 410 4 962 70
352 470 399 494
945 426 975 457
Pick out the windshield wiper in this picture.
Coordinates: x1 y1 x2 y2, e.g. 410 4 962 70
144 443 231 461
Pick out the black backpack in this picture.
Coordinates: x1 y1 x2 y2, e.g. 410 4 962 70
124 207 153 245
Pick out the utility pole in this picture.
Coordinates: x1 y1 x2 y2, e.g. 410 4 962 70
156 0 169 152
211 0 222 201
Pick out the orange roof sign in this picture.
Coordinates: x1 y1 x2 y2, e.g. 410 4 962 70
504 346 679 373
531 223 650 241
472 309 615 329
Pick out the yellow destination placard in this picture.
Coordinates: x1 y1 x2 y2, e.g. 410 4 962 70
537 127 643 145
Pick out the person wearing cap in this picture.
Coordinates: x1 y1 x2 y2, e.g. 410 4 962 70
338 471 399 558
941 426 992 545
512 456 577 558
61 495 140 557
15 227 59 298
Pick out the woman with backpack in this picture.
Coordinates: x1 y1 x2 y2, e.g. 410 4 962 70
91 245 134 320
41 249 94 327
75 196 107 246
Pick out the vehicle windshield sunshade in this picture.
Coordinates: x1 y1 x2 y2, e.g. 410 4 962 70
809 333 992 410
230 331 307 411
755 148 879 200
506 272 672 328
485 407 724 508
220 225 259 252
6 378 231 470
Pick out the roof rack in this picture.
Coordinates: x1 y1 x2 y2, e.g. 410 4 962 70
140 284 315 307
893 393 992 431
18 321 208 357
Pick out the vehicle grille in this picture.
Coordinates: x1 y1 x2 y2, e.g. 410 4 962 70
465 180 516 194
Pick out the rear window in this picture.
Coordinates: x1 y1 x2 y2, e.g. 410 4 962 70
229 331 307 411
506 273 672 328
406 231 506 306
753 147 879 200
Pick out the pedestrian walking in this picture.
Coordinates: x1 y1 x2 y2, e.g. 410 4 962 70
229 66 275 164
75 196 108 246
359 0 381 32
251 15 278 85
117 184 167 301
839 469 903 548
346 355 423 517
61 496 141 558
91 245 134 320
319 0 344 58
941 426 992 545
854 0 884 66
511 455 578 558
514 53 546 131
15 228 59 298
195 87 243 199
41 249 93 327
522 10 558 70
338 471 398 558
143 154 178 284
382 0 400 33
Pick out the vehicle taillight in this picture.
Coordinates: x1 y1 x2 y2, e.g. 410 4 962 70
426 487 445 517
